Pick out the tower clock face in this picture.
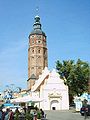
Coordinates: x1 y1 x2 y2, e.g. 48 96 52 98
36 40 42 44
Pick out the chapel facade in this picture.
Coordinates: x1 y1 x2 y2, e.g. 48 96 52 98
31 67 69 110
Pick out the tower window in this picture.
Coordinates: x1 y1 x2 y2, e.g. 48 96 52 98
44 50 46 55
38 41 41 43
31 35 34 38
28 43 30 48
43 36 46 40
31 49 34 53
31 67 34 69
38 49 40 53
36 40 42 44
32 39 34 44
38 67 41 69
36 35 42 39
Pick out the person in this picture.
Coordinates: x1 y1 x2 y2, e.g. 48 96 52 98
14 108 21 120
40 109 45 118
14 108 20 114
0 108 3 120
83 99 88 119
4 108 10 120
8 110 14 120
23 107 27 114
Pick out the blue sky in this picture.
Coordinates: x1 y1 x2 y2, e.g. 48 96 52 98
0 0 90 91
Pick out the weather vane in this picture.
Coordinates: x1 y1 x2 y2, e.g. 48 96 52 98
36 6 39 16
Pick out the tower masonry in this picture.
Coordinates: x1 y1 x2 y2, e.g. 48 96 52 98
27 15 48 90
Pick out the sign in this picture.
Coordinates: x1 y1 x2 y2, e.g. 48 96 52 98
88 94 90 99
75 101 82 111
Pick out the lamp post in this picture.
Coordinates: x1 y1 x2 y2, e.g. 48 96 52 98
88 64 90 103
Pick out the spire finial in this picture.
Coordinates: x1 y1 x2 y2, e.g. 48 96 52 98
36 6 39 16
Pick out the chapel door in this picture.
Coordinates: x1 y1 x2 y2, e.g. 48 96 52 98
50 100 59 110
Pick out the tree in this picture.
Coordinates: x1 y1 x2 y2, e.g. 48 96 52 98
56 59 90 102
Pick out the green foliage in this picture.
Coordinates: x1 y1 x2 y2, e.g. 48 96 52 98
25 112 33 120
37 111 41 119
14 112 33 120
14 113 20 120
56 59 90 97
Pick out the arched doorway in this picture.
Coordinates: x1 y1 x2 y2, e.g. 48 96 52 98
50 100 59 110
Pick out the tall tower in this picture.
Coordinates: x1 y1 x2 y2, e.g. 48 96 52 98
27 15 48 90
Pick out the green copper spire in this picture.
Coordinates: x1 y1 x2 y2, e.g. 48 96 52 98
33 15 41 30
30 15 46 36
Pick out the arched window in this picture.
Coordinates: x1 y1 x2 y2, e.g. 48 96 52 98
38 49 40 53
32 49 34 53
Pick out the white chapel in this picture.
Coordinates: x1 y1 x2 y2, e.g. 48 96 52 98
31 67 69 110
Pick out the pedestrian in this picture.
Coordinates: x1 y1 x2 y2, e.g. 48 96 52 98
4 108 10 120
0 108 3 120
8 110 14 120
14 108 21 120
83 99 88 119
40 109 45 118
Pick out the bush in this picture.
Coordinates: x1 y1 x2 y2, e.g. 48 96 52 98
25 112 33 120
37 111 41 119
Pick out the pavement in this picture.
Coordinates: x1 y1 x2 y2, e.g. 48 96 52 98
44 110 90 120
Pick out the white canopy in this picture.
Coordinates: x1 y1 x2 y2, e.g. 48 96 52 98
11 95 43 103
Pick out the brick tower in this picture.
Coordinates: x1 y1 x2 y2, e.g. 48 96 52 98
27 15 48 90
